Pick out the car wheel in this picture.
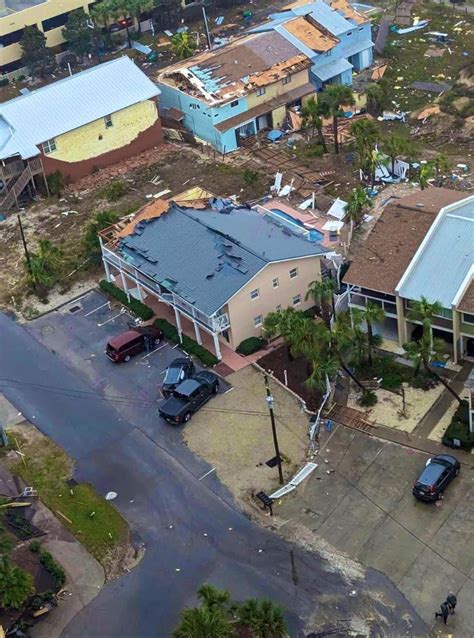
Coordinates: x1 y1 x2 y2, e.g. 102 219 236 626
124 355 131 362
153 337 162 347
212 382 219 394
183 412 192 423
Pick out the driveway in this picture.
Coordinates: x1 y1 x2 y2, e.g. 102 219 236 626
277 425 474 637
0 293 427 637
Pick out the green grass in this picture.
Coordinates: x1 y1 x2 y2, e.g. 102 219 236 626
382 3 474 111
10 432 128 565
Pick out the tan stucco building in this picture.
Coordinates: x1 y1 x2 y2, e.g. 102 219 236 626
100 199 327 359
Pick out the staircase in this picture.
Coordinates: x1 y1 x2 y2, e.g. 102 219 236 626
0 164 33 212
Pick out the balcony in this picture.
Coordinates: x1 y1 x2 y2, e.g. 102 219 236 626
349 291 397 316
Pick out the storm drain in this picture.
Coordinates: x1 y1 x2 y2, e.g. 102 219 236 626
68 304 82 314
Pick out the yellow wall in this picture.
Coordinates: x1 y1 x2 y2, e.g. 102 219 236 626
246 69 311 109
271 105 287 129
47 100 158 163
1 0 95 67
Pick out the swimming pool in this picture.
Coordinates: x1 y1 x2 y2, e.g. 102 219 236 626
270 208 324 242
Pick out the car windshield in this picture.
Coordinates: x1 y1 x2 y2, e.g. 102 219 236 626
173 390 190 400
417 463 443 485
164 366 183 384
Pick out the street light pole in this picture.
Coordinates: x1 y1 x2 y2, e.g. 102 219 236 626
264 374 283 485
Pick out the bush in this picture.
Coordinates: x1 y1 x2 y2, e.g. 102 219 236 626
243 169 259 186
29 540 41 553
83 210 121 259
39 550 66 589
236 337 265 356
154 318 218 367
0 78 9 87
101 180 128 202
99 280 154 321
47 170 64 197
442 401 472 451
358 389 378 407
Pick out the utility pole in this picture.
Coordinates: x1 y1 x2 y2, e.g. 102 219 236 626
18 215 34 286
264 374 283 484
202 6 212 50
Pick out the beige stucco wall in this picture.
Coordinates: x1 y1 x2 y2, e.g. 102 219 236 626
46 100 158 163
1 0 95 67
224 256 322 349
246 69 312 109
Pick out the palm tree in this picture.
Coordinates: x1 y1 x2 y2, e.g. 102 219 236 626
171 31 197 60
306 355 339 393
407 296 442 344
350 119 379 172
359 301 385 365
384 132 408 176
366 83 387 115
173 606 233 638
237 598 288 638
127 0 153 36
343 186 372 228
197 584 230 612
301 96 327 152
263 307 302 361
418 163 433 190
91 1 113 28
305 278 337 326
331 311 365 390
318 85 355 154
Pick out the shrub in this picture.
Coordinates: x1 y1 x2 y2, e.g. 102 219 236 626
153 318 218 367
358 389 377 407
83 210 121 259
47 170 64 197
243 169 259 186
99 280 154 321
29 540 41 553
0 78 9 87
17 75 26 82
236 337 265 356
101 180 128 202
442 401 472 451
0 560 34 608
39 550 66 589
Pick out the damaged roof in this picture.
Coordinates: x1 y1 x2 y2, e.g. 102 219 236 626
283 15 340 52
158 32 311 105
117 204 326 316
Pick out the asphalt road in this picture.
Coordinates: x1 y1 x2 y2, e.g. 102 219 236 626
0 299 427 638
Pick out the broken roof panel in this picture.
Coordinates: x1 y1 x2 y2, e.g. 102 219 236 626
312 57 352 81
283 15 340 52
329 0 367 25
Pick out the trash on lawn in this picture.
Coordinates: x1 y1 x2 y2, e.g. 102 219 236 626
417 104 440 120
371 64 387 80
269 463 318 499
380 110 407 122
105 492 117 500
131 41 152 55
390 19 429 35
327 198 347 221
164 30 173 37
411 81 451 93
215 16 224 25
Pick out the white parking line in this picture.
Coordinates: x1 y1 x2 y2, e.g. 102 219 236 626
141 343 167 359
97 307 127 327
84 301 111 317
199 467 216 481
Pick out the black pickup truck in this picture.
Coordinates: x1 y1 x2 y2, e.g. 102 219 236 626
158 371 219 424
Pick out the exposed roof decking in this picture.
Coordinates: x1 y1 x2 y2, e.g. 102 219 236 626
329 0 367 25
283 15 340 52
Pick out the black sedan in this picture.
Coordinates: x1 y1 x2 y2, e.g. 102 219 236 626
412 454 460 502
161 358 195 398
159 371 219 424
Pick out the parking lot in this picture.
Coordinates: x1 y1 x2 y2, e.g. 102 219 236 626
276 425 474 636
27 290 230 468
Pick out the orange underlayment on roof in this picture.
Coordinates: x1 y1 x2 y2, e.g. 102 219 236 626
249 54 311 87
117 199 169 238
284 17 339 52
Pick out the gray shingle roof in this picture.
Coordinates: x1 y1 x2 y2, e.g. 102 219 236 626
0 56 160 160
119 204 326 316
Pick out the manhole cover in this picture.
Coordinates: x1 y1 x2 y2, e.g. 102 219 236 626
68 304 82 314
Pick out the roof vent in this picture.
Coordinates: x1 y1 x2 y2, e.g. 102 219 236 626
206 273 214 279
415 203 424 208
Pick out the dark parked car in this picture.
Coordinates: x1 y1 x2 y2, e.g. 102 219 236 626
158 371 219 424
161 358 195 398
413 454 460 502
106 326 163 363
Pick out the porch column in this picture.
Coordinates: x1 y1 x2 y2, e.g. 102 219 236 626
134 269 143 302
120 269 130 302
452 309 460 365
193 321 202 345
396 294 407 347
212 332 222 361
174 307 183 343
103 258 112 283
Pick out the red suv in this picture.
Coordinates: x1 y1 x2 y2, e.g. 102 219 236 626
106 326 163 363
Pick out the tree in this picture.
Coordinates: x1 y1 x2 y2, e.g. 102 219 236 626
263 307 303 361
237 598 288 638
20 25 54 77
359 301 385 365
418 163 434 190
366 83 387 115
306 354 339 393
301 96 327 152
27 239 64 289
197 584 230 613
318 85 355 154
408 296 443 333
63 8 94 58
433 153 450 186
126 0 154 35
170 31 197 59
343 186 372 228
0 558 34 609
173 606 233 638
384 132 408 176
83 210 120 259
351 119 379 170
305 278 337 326
331 311 365 390
91 1 113 27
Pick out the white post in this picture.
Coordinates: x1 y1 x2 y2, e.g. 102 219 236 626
193 321 202 345
120 269 130 302
212 332 222 360
174 307 183 343
283 369 288 386
134 269 143 302
103 259 112 283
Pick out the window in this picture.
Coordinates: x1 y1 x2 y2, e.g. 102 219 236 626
42 11 69 32
250 288 260 300
282 76 291 85
230 100 239 108
292 294 301 306
42 138 56 154
325 50 332 56
289 267 298 279
0 29 24 47
190 103 200 110
254 315 263 327
463 313 474 324
276 304 282 312
346 31 352 36
359 26 364 31
104 114 113 128
256 87 266 97
272 277 279 288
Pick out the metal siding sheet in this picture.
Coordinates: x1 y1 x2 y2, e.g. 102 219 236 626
312 57 353 81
